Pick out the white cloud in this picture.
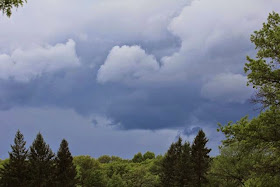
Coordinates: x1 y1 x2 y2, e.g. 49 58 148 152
97 0 280 85
0 39 80 82
159 0 280 80
201 73 254 103
97 45 160 84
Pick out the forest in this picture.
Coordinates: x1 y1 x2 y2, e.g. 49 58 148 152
1 1 280 187
0 129 210 187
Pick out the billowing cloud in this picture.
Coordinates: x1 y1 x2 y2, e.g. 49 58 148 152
0 40 79 82
201 73 254 103
98 0 280 84
97 45 160 84
160 0 280 80
0 0 279 158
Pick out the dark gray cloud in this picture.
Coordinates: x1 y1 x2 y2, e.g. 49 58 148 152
0 0 279 158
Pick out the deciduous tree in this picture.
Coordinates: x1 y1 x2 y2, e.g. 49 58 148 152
245 12 280 108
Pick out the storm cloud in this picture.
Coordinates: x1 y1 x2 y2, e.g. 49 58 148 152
0 0 279 158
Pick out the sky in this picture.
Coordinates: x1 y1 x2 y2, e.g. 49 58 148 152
0 0 280 159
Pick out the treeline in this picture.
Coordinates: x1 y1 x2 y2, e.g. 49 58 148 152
0 129 211 187
0 131 76 187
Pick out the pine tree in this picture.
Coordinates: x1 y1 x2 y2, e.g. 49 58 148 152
0 130 29 187
55 139 77 187
191 130 211 187
161 137 183 187
181 141 193 187
173 137 183 186
161 142 176 187
28 133 55 187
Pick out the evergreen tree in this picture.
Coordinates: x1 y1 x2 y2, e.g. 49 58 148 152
28 133 55 187
161 137 183 187
173 137 183 186
191 130 211 187
0 130 29 187
181 141 193 187
161 142 176 187
55 139 77 187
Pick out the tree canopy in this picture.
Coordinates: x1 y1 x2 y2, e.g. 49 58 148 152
245 12 280 108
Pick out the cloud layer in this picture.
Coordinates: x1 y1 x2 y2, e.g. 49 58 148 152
0 0 280 157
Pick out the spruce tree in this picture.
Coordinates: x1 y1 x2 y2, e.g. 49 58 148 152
55 139 77 187
28 133 55 187
181 142 193 187
161 142 176 187
173 137 183 186
161 137 183 187
191 130 211 187
0 130 29 187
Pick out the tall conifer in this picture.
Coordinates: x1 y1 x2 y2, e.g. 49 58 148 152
55 139 77 187
191 130 211 187
161 137 184 187
28 133 55 187
161 142 176 187
181 141 193 187
0 130 29 187
173 137 183 186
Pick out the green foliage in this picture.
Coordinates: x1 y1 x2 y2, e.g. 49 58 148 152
160 134 210 187
0 0 26 17
98 155 112 164
132 152 144 163
160 139 177 186
245 12 280 108
111 156 122 162
0 130 214 187
181 142 193 186
73 155 105 187
55 139 77 187
28 133 55 187
83 169 106 187
209 12 280 186
0 159 9 170
123 164 159 187
191 130 211 187
208 143 252 186
213 108 280 186
107 174 127 187
101 156 161 187
0 130 29 187
143 151 155 160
